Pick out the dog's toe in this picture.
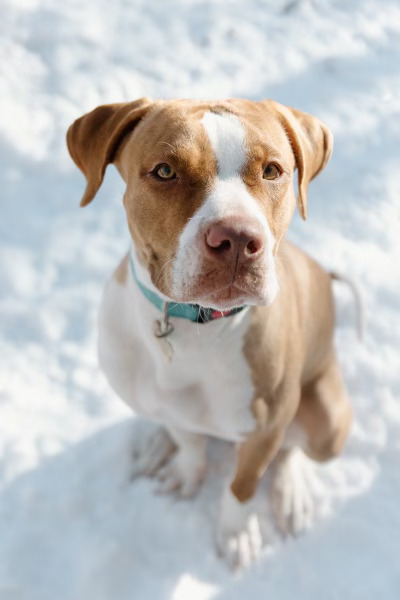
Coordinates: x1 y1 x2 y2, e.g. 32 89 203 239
131 427 176 479
217 489 264 570
217 512 263 571
155 451 207 498
270 448 319 536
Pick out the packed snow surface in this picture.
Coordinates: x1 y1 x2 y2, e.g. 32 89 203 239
1 0 400 598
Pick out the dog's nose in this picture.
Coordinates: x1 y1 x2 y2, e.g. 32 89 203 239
205 219 264 262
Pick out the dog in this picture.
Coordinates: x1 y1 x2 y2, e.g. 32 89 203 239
67 97 352 568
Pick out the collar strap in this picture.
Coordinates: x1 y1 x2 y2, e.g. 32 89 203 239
129 254 245 324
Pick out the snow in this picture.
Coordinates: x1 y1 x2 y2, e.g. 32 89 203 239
1 0 400 597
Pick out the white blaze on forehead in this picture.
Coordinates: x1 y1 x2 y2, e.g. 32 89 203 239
201 111 246 178
171 109 278 307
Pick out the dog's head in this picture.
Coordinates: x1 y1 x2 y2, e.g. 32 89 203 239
67 98 332 310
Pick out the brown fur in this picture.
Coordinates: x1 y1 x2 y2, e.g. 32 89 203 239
232 244 351 502
66 98 332 300
114 254 129 286
67 97 350 506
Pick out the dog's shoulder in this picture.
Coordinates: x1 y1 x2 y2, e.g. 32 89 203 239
113 253 129 286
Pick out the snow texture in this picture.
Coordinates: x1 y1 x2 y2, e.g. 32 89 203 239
1 0 400 598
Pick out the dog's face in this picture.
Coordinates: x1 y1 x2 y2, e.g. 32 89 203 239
67 98 332 310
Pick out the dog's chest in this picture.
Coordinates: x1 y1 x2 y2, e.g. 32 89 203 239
145 311 256 441
99 276 256 442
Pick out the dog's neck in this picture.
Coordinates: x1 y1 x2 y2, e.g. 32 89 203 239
130 242 172 303
129 244 246 325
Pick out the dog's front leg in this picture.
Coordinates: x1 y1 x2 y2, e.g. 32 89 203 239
217 386 301 569
216 427 283 569
156 427 208 498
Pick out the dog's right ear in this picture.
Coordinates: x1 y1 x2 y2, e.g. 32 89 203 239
66 97 153 206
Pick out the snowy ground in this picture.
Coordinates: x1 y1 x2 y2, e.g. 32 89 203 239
1 0 400 598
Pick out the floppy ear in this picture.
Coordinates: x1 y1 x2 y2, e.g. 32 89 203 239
66 97 153 206
273 103 333 220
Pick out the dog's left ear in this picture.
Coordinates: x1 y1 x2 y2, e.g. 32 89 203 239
273 103 333 220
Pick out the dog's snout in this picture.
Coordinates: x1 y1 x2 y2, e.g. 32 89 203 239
205 219 264 262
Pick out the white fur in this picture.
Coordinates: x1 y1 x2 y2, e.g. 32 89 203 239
98 262 255 444
98 259 257 511
171 111 279 307
217 487 263 569
130 426 176 478
99 258 314 563
130 424 207 497
155 429 208 497
270 448 318 535
201 111 246 178
97 112 292 567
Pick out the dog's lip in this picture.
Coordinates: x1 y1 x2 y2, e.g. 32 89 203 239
204 283 246 298
195 284 256 309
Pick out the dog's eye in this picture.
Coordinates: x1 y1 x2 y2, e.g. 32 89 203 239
263 163 281 180
153 163 176 180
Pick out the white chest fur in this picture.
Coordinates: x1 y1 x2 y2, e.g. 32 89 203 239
98 264 256 442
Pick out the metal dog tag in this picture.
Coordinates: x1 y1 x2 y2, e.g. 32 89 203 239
152 302 174 361
153 320 174 361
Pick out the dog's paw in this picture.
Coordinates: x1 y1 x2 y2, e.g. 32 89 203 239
270 448 318 536
216 490 263 570
131 426 176 479
156 450 207 498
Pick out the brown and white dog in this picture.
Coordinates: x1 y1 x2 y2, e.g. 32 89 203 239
67 97 352 568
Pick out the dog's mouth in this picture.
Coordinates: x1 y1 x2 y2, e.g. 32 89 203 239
182 267 270 311
164 254 278 311
198 284 253 311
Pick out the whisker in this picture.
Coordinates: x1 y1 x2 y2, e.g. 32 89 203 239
155 258 175 286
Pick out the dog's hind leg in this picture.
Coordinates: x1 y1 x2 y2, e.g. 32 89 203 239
296 351 352 463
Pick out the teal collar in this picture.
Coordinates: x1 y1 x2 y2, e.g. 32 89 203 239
129 253 246 324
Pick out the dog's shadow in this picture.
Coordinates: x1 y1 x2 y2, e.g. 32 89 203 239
1 418 229 599
1 416 377 600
